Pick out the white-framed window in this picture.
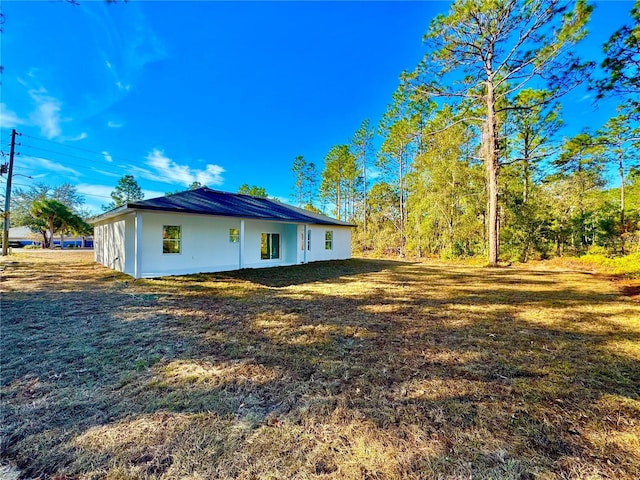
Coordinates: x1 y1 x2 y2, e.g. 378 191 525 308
325 230 333 250
163 225 181 254
261 233 280 259
229 228 240 243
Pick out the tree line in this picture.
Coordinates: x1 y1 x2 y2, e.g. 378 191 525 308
292 0 640 263
8 0 639 262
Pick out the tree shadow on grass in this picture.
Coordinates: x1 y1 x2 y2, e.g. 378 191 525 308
209 258 414 288
2 259 640 479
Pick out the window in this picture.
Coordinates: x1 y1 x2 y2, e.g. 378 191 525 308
163 225 181 254
325 230 333 250
229 228 240 243
307 230 311 250
261 233 280 259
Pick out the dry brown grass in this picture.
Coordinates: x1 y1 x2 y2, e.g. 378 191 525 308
1 250 639 479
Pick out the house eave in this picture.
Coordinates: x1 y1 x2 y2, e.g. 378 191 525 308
88 205 134 224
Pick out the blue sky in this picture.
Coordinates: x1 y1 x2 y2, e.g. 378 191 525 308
0 0 635 214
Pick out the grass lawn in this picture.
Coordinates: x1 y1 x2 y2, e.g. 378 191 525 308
1 250 639 479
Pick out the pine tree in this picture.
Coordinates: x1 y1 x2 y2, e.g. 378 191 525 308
404 0 593 265
105 175 144 210
351 119 374 231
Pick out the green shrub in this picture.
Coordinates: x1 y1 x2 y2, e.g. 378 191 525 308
576 252 640 277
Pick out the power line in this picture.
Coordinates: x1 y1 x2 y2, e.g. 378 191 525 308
20 143 118 167
19 144 147 180
13 167 38 174
21 133 146 168
22 133 126 158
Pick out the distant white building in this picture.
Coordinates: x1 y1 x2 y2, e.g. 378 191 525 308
90 188 354 278
8 225 93 248
8 226 40 246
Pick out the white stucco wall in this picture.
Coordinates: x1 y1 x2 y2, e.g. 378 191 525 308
297 224 306 264
138 212 242 277
305 226 352 263
94 214 132 274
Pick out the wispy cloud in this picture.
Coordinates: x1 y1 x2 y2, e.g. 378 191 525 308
5 5 164 142
143 189 166 200
77 184 165 203
116 81 131 92
100 4 166 98
22 155 80 178
270 196 291 204
101 151 113 163
77 183 114 199
367 166 382 180
61 132 88 142
92 168 121 179
76 183 114 214
135 149 225 187
0 103 27 129
77 183 167 214
28 87 63 139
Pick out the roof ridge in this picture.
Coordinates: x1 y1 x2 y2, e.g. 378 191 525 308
91 188 355 227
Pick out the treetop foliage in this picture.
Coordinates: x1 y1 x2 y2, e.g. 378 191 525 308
417 0 593 97
103 175 144 211
322 0 639 260
238 184 268 198
596 0 640 115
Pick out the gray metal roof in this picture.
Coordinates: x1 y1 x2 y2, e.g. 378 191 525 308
91 188 355 226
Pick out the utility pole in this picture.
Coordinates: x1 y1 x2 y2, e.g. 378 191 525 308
2 129 18 256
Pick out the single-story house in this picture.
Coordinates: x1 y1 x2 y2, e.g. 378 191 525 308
7 226 36 248
8 226 93 248
90 188 354 278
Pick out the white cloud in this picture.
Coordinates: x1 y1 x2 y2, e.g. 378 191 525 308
29 173 49 180
77 183 114 199
139 149 224 187
61 132 88 142
270 196 291 204
76 183 114 214
143 189 166 200
116 81 131 92
102 151 113 163
78 183 165 202
0 103 27 129
22 155 80 178
76 183 167 215
92 168 121 178
28 87 63 139
107 120 124 128
99 7 166 97
366 166 382 180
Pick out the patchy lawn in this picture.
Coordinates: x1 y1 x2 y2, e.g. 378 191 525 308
1 250 639 480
